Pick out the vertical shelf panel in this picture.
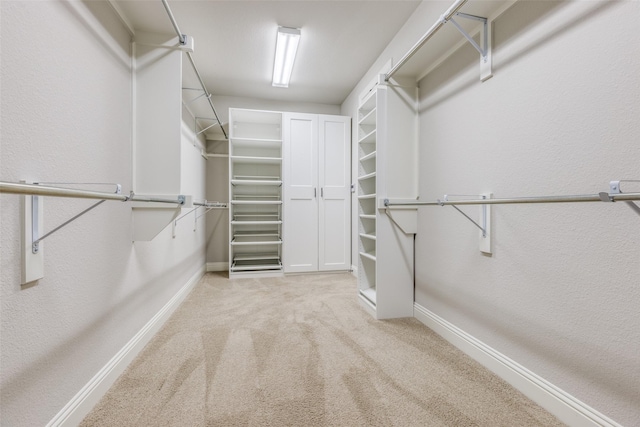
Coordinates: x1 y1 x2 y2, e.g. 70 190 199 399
132 32 190 241
134 32 183 196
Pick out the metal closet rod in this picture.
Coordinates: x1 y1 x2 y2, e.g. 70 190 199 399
0 181 185 205
161 0 228 140
384 192 640 207
193 200 227 208
386 0 469 81
174 201 226 227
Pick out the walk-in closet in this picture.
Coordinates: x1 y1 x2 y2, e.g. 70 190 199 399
1 0 638 426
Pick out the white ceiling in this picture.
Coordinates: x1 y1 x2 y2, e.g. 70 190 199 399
115 0 422 106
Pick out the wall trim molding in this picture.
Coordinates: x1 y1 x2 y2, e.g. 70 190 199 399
47 267 206 427
350 264 358 278
206 262 228 272
413 303 621 427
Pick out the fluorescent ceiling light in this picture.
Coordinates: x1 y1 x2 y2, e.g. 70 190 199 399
272 26 301 88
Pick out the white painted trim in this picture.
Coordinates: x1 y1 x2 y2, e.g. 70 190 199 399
351 264 358 278
283 270 352 279
206 262 228 272
413 303 622 427
47 267 205 427
358 294 377 318
229 269 284 279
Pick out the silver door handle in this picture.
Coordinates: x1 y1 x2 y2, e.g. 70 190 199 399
321 188 324 198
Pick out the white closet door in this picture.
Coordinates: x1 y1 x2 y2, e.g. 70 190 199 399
318 115 351 271
283 113 319 272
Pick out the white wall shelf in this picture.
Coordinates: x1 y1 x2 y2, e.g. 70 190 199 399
359 251 377 262
230 237 282 245
230 156 282 164
231 179 282 186
233 253 280 261
230 200 283 205
231 138 282 146
234 231 280 237
360 287 377 304
358 171 377 181
359 151 377 162
231 259 282 272
359 108 377 126
231 221 282 226
358 129 377 144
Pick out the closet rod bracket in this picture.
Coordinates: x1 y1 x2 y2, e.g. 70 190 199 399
603 180 640 217
448 12 492 81
445 203 486 236
178 35 194 52
440 193 492 254
31 184 123 254
439 194 487 236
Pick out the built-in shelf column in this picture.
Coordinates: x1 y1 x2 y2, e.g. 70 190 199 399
228 109 284 277
357 89 378 305
357 76 418 319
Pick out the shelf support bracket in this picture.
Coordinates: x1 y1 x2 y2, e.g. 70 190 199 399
172 205 201 238
32 200 107 253
440 193 492 254
183 90 207 105
21 183 122 285
448 204 485 236
31 184 122 253
448 12 492 81
195 117 219 136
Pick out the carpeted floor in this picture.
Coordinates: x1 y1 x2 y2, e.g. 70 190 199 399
81 272 564 426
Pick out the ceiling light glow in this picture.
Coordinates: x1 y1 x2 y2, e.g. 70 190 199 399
272 26 301 88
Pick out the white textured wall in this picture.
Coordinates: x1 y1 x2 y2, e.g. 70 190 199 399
416 1 639 425
0 1 206 425
343 0 639 425
205 95 340 266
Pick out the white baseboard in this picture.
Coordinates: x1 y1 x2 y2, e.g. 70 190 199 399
206 262 228 272
47 266 206 427
350 264 358 278
413 303 621 427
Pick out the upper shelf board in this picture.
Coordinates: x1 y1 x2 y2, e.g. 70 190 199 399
391 0 512 81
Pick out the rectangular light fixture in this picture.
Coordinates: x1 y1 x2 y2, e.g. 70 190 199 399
272 26 301 88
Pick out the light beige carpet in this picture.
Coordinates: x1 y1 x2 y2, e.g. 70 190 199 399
81 272 564 426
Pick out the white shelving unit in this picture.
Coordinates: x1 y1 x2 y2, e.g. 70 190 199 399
228 109 284 277
357 89 378 304
357 76 418 319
